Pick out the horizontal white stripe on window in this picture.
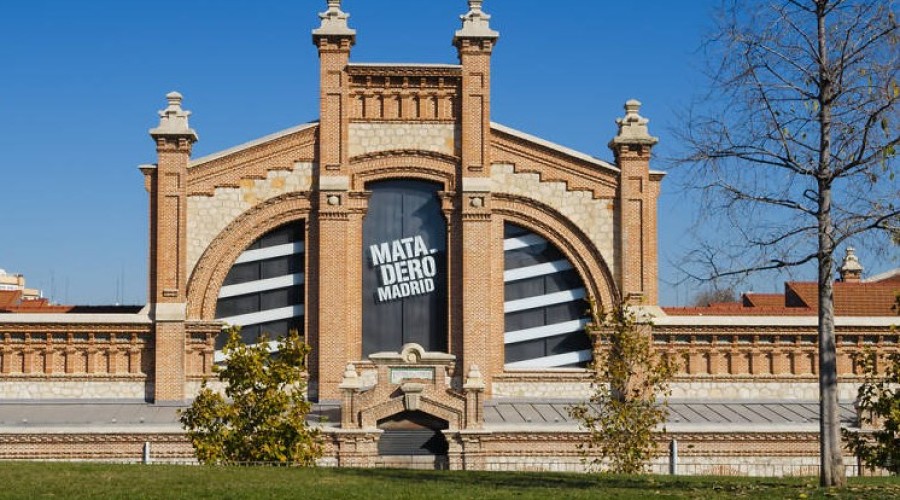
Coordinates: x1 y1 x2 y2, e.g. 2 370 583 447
503 259 574 282
504 288 586 313
218 273 305 299
504 318 589 344
503 233 546 251
504 349 592 369
214 339 280 363
233 242 304 264
217 305 305 327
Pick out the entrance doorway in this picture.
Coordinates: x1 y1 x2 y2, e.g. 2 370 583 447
376 410 449 469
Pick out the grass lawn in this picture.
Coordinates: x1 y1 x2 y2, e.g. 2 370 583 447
0 463 897 499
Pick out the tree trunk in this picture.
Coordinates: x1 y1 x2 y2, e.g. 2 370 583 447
816 0 845 487
818 198 844 487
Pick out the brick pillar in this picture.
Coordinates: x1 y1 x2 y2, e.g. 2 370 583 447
146 92 197 403
454 1 499 391
609 100 661 305
311 0 355 401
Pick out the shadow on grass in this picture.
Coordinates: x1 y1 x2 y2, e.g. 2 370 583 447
327 467 798 493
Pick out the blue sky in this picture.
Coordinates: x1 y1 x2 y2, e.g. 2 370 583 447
0 1 892 306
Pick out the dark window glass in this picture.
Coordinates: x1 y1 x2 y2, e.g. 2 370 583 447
545 301 586 325
505 338 548 364
504 308 545 332
215 294 259 318
215 221 306 353
503 222 590 367
546 331 591 355
544 269 582 293
503 244 565 270
223 262 261 286
504 276 545 302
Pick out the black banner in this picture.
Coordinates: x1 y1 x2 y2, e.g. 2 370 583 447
362 180 447 355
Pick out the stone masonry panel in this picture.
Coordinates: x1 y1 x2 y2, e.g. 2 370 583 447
348 123 458 158
491 164 616 276
186 162 313 276
0 381 147 399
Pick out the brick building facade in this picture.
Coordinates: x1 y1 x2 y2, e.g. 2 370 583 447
0 1 897 474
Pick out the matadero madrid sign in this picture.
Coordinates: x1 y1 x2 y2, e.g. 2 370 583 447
369 235 438 302
361 180 448 355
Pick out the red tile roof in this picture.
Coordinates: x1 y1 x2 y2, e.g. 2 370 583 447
742 293 785 308
0 291 73 313
664 269 899 317
0 290 21 310
786 281 899 316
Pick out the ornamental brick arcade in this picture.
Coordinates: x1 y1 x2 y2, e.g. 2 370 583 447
0 1 897 473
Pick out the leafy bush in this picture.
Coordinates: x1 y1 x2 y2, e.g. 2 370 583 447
569 299 676 474
180 327 323 465
844 349 900 475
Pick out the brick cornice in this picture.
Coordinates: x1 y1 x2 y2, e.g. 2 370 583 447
347 64 462 79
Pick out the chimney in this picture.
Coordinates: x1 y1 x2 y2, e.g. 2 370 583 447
839 247 863 283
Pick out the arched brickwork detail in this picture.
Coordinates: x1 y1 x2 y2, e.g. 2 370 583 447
358 396 465 431
492 194 618 309
348 150 459 190
186 192 312 320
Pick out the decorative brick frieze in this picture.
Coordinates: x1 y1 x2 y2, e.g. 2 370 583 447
0 319 216 400
184 321 219 381
0 325 151 378
347 65 461 123
653 325 899 378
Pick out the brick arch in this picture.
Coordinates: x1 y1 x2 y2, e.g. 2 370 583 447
186 192 313 320
359 396 465 431
348 150 459 190
493 193 619 309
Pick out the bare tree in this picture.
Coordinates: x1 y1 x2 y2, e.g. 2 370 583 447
691 286 738 306
677 0 898 487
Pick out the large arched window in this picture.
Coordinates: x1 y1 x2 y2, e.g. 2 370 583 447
503 222 591 368
213 221 305 359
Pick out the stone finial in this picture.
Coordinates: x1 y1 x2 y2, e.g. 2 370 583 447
840 247 864 282
463 364 485 391
149 91 198 141
609 99 659 148
455 0 499 40
312 0 356 38
338 363 361 390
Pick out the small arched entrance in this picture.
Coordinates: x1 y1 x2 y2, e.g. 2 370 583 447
376 410 449 469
